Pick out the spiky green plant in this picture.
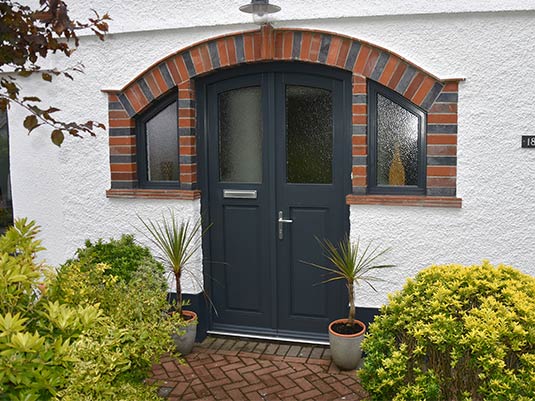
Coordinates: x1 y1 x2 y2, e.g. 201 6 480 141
304 236 394 326
138 211 209 316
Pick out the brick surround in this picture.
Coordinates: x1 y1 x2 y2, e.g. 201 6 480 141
104 25 461 206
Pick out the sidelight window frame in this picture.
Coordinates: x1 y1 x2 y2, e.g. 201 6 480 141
367 79 427 195
136 90 180 189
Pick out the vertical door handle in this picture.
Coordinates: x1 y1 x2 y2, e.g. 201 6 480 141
278 211 293 240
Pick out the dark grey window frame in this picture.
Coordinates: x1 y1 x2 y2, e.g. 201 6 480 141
367 79 427 195
0 110 12 231
136 90 180 189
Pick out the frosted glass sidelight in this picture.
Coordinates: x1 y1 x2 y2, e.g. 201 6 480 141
286 85 333 184
219 87 262 183
377 94 419 186
145 102 179 181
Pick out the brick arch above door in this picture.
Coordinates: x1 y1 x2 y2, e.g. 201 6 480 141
104 25 462 207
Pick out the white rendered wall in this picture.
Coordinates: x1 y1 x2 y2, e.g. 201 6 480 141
8 4 535 303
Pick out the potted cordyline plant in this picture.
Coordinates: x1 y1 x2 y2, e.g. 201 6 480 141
304 236 394 370
138 211 209 355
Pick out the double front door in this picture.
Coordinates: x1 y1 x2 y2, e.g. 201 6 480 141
200 64 351 341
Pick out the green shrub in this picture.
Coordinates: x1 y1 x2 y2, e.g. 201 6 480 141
47 259 182 400
0 219 181 401
67 234 164 282
360 261 535 401
0 219 101 401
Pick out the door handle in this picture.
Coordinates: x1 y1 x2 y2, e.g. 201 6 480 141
278 211 293 240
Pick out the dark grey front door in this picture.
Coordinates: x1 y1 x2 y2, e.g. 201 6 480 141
199 64 351 341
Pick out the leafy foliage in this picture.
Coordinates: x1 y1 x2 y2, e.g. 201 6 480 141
0 1 110 145
0 219 181 401
65 234 164 283
138 211 209 316
360 261 535 401
303 236 393 325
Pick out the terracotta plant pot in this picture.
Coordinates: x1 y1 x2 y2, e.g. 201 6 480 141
328 318 366 370
171 310 198 355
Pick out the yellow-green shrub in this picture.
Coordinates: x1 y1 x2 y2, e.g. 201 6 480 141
360 261 535 401
0 219 181 401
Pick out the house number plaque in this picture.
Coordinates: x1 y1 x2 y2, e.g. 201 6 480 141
522 136 535 148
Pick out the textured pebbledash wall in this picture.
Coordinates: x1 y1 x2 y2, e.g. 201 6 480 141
7 2 535 305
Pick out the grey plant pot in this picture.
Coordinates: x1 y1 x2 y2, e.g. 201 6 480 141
328 318 366 370
171 310 198 355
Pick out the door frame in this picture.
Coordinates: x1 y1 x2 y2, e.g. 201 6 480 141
195 62 353 340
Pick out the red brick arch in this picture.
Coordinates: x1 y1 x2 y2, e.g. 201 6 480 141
105 25 461 206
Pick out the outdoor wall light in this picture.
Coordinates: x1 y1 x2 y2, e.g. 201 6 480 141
239 0 281 25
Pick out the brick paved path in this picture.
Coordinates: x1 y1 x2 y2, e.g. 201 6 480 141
150 336 368 401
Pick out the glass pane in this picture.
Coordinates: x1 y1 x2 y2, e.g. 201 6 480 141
377 94 419 186
286 85 333 184
0 110 12 232
219 87 262 183
146 102 179 181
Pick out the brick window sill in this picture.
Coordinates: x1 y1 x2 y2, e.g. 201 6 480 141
346 195 462 208
106 189 201 200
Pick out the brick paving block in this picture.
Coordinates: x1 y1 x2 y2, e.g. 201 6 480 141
312 377 334 393
226 388 245 400
274 375 295 389
243 390 265 401
222 379 248 391
253 342 268 354
259 353 283 361
239 356 258 366
192 383 212 398
284 355 307 363
262 384 285 395
237 351 259 359
241 341 260 353
218 349 239 356
277 385 304 398
328 362 342 374
181 392 198 400
242 371 262 384
237 362 261 375
170 382 189 396
264 342 279 355
309 347 325 359
209 338 226 351
209 387 230 399
272 366 295 378
200 336 216 348
307 357 331 366
324 376 337 384
162 361 177 374
298 346 313 358
240 382 266 394
315 391 340 400
230 340 247 351
221 361 245 372
322 348 332 360
157 386 173 397
275 343 290 356
222 338 237 350
289 368 314 380
331 379 354 396
286 344 302 357
295 388 322 400
295 376 315 391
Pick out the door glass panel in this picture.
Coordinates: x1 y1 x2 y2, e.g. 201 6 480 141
219 87 262 183
145 102 179 181
286 85 333 184
377 94 419 186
